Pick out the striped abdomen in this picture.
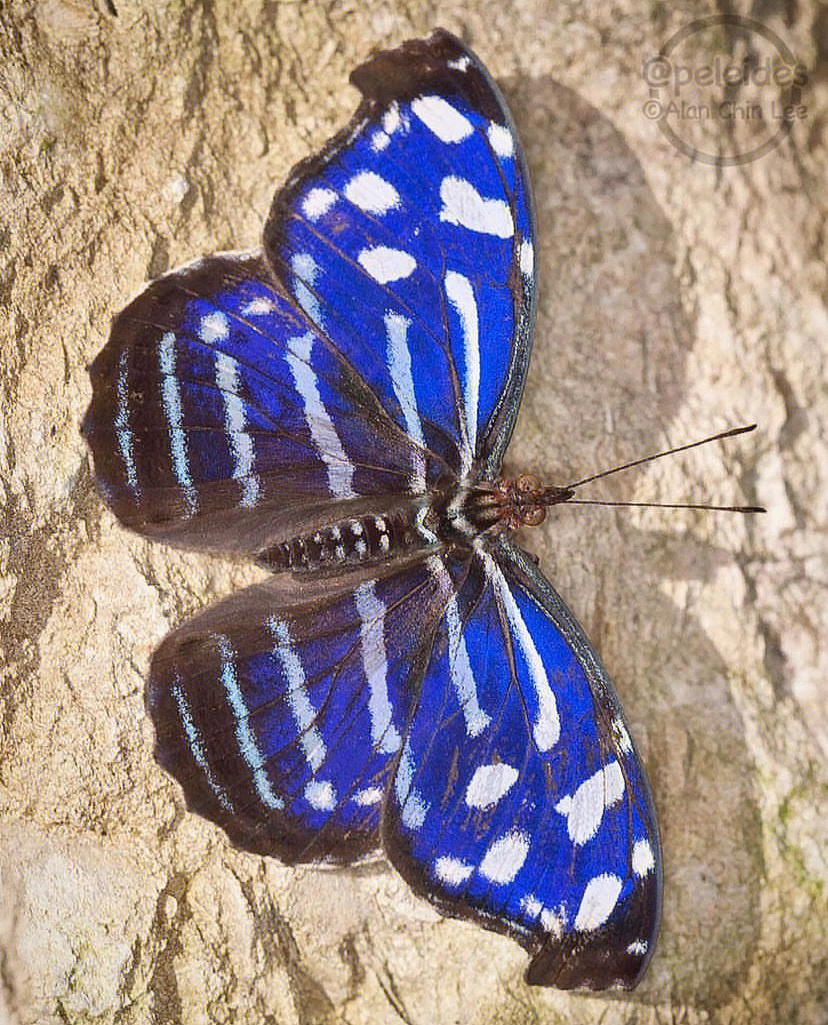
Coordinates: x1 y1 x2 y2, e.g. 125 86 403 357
257 503 439 573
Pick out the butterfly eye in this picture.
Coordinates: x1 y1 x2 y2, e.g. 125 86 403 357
516 473 541 494
522 504 546 526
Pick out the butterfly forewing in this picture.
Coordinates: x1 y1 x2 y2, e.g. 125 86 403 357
82 252 448 553
264 30 536 479
385 539 661 989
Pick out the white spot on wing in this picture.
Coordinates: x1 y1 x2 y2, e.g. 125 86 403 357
394 738 429 829
519 894 564 936
304 779 336 811
358 245 416 283
487 122 514 157
411 94 473 142
447 55 470 72
171 678 233 812
290 252 322 325
465 763 519 809
612 716 633 754
217 635 284 810
435 856 473 887
385 312 426 491
574 873 623 931
199 310 229 343
355 581 402 755
215 352 259 507
159 331 198 515
519 239 534 276
292 252 316 277
344 171 400 214
632 838 655 877
302 187 337 220
439 176 514 238
383 103 402 134
269 617 327 773
444 270 479 467
554 760 625 846
483 555 560 750
242 296 275 316
627 940 648 956
285 331 355 499
521 894 543 919
479 830 530 884
353 786 383 806
370 105 407 153
540 907 566 936
445 591 491 737
114 349 139 497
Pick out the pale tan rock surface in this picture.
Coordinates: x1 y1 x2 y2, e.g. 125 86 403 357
1 1 825 1023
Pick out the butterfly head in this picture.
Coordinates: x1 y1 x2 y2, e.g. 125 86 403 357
500 475 575 528
437 476 573 543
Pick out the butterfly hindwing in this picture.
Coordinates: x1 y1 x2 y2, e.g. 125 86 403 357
264 29 536 479
148 555 454 862
384 539 661 990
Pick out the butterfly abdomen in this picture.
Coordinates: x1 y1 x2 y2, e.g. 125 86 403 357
257 501 441 573
258 475 567 574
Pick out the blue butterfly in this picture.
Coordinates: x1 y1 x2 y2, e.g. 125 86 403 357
82 29 661 989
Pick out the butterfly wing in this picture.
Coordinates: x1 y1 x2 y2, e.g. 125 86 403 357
264 28 536 480
147 555 461 862
82 252 450 554
84 29 535 548
384 539 662 989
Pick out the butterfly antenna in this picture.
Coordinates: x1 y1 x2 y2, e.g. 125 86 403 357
566 498 766 512
560 424 766 514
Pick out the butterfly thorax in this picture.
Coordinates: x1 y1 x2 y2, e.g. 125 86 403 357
258 476 574 574
439 475 574 539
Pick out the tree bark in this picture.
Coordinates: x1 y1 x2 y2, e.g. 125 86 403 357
1 2 825 1023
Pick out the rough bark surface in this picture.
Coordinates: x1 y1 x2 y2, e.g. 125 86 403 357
1 1 825 1023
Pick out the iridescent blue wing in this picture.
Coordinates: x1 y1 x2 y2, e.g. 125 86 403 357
82 252 451 554
384 540 662 990
147 556 458 861
263 28 535 479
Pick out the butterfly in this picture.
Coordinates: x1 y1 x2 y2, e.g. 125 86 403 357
81 29 661 990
